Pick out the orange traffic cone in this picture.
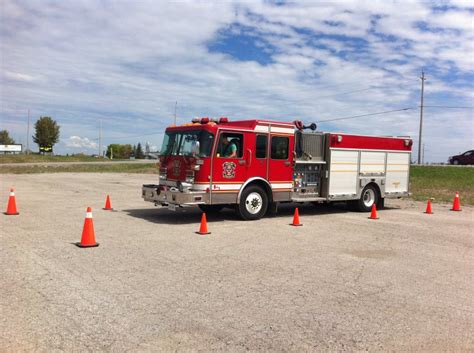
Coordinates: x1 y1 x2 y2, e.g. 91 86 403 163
4 188 19 215
196 213 211 235
451 192 462 211
424 199 433 214
76 207 99 247
290 208 302 226
369 204 379 219
103 195 113 210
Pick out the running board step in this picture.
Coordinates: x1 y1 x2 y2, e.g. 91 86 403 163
291 197 327 202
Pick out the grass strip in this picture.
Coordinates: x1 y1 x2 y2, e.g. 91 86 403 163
410 166 474 205
0 155 127 164
0 163 158 174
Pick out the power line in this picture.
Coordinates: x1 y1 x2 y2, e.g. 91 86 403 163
97 108 416 139
317 107 414 123
238 86 387 112
422 105 474 109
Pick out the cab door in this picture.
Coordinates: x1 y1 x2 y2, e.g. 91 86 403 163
211 131 248 198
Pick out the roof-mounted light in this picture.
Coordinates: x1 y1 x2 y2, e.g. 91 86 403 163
200 117 210 124
219 117 229 123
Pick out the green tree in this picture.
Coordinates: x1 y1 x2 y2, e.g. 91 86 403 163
33 116 60 152
0 130 15 145
136 142 145 159
106 144 133 159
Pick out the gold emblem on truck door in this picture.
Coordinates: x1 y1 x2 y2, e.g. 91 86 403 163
222 162 236 179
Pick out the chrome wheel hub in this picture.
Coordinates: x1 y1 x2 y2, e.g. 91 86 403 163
363 189 376 208
245 192 263 214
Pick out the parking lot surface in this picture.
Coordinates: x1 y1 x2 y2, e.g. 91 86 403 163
1 173 473 351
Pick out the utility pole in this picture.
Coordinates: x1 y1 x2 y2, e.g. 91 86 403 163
174 101 177 125
99 119 102 158
422 143 425 165
26 109 30 154
418 70 426 164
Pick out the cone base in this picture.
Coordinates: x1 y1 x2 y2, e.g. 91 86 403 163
451 209 462 212
102 208 114 211
368 217 379 220
290 223 303 226
4 212 19 215
75 242 99 248
424 212 433 214
195 231 211 235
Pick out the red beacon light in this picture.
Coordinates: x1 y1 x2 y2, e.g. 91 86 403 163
219 117 229 123
200 117 210 124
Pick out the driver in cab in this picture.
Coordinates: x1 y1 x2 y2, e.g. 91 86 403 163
221 138 238 158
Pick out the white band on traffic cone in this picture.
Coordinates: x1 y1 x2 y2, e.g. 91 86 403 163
86 212 93 218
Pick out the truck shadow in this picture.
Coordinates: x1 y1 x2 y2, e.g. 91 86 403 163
122 202 394 225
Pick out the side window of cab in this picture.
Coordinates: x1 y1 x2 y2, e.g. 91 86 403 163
271 136 289 160
216 133 244 158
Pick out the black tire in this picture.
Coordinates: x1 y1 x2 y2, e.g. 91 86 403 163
452 159 459 165
198 204 224 213
237 185 268 220
354 184 379 212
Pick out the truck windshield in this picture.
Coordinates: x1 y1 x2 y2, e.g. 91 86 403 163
160 130 214 157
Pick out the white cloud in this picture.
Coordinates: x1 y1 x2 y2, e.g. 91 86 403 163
64 136 97 149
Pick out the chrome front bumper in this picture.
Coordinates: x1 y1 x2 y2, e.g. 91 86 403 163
142 184 209 206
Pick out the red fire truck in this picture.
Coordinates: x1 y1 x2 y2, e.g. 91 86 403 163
142 117 412 220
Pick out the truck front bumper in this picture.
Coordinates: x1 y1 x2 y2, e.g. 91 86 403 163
142 184 209 207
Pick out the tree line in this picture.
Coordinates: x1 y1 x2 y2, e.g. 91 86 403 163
106 143 145 159
1 116 148 158
1 116 60 152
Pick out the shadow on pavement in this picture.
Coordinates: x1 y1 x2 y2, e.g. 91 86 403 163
120 201 386 225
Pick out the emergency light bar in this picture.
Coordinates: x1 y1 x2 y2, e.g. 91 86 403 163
191 117 230 124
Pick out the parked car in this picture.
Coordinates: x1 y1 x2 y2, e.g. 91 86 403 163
448 150 474 165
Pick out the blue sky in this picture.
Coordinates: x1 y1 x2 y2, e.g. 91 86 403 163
1 0 473 162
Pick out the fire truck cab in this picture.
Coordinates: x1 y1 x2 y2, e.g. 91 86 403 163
142 117 412 220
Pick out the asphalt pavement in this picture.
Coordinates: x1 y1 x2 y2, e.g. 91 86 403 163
1 173 473 351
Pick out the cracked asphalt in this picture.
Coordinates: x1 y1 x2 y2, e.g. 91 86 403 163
1 173 473 351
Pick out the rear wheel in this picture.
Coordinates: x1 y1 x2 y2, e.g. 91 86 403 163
238 185 268 220
198 204 224 214
354 184 379 212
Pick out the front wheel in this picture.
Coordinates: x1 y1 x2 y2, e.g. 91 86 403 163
354 185 379 212
238 185 269 220
452 159 460 165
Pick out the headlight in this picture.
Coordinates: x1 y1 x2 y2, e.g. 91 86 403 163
159 167 167 180
185 170 195 183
